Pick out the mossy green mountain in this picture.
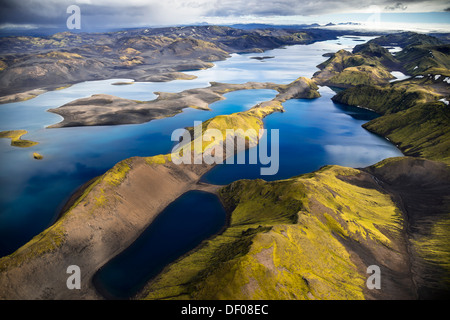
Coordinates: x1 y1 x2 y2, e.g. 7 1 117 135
139 157 450 300
363 100 450 163
329 32 450 164
312 47 395 88
313 32 450 90
354 32 450 76
364 32 443 48
332 71 449 164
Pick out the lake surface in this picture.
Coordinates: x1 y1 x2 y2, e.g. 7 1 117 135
0 88 276 256
93 190 227 300
0 35 403 294
201 86 402 184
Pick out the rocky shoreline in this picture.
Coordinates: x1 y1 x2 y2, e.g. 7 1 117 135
46 77 319 128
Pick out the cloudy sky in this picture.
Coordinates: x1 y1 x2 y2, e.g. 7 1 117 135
0 0 449 31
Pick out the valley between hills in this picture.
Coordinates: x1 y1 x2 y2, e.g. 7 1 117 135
0 28 449 300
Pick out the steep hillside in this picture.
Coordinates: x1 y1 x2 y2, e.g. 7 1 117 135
363 101 450 163
313 32 449 89
396 44 450 75
357 32 449 76
138 157 450 300
352 41 400 69
363 31 443 49
332 71 450 163
312 47 395 88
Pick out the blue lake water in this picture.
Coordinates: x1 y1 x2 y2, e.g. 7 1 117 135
0 35 403 296
93 190 227 300
0 88 276 256
201 86 402 184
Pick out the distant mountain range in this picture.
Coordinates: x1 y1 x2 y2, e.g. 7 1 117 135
0 22 363 37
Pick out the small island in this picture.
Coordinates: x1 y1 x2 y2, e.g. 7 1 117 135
32 152 43 160
0 130 38 148
111 81 135 86
250 56 275 61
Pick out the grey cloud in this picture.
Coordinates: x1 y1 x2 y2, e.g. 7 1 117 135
0 0 73 26
0 0 167 29
205 0 433 16
385 2 408 10
0 0 448 29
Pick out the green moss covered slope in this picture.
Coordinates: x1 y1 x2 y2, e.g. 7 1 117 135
139 164 411 300
332 76 449 163
312 47 395 88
